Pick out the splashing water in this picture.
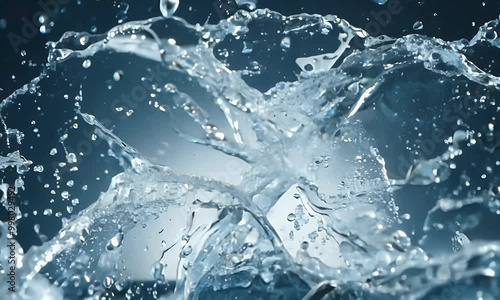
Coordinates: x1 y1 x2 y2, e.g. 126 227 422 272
1 3 500 300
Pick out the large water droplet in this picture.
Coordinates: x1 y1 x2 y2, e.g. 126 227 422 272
160 0 179 17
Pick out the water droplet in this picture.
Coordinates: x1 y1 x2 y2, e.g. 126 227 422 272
280 37 291 49
453 130 468 144
106 231 124 250
392 230 411 250
103 276 114 289
287 213 296 222
113 70 123 81
182 245 192 257
160 0 179 17
79 36 88 46
34 165 44 172
82 59 91 68
50 148 57 155
66 153 77 164
300 241 309 250
242 41 253 54
413 21 424 31
151 261 165 281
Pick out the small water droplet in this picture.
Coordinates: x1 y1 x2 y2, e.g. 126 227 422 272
300 241 309 250
280 37 291 49
106 231 124 250
103 276 114 289
413 21 423 31
82 59 91 68
182 245 192 257
242 41 253 54
66 153 77 164
113 70 123 81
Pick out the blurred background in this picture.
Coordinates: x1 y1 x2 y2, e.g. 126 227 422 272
0 0 499 298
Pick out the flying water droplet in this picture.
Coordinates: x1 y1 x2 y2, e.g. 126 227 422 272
160 0 179 17
280 37 291 49
413 21 424 30
151 261 165 281
103 276 114 289
82 59 91 68
66 153 77 164
113 70 123 81
106 231 124 250
242 41 253 54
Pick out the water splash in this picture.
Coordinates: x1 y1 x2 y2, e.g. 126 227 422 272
0 7 499 300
